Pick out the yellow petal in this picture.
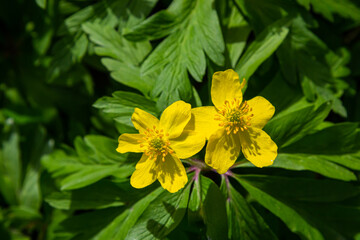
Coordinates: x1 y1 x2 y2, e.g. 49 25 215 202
116 133 144 153
191 106 220 139
157 153 188 193
205 128 241 174
130 154 157 189
239 127 278 167
247 96 275 129
131 108 159 134
211 69 243 109
159 101 191 139
170 130 205 159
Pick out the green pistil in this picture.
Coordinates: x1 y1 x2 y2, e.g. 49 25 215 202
150 138 164 151
228 110 241 123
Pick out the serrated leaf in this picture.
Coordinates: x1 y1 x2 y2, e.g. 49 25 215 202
82 22 151 64
75 135 129 164
276 16 348 117
82 22 154 95
123 11 178 41
134 0 224 109
50 0 141 79
57 0 123 36
120 0 159 29
93 91 158 130
101 58 154 96
42 135 136 191
48 33 88 80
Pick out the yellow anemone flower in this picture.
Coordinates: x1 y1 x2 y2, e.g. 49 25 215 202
192 69 278 174
116 101 205 193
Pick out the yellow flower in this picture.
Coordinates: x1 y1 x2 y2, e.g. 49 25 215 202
192 69 278 174
116 101 205 193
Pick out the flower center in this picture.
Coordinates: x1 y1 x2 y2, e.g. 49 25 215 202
214 98 254 134
140 126 173 161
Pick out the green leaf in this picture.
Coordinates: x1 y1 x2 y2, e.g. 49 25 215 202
82 22 151 65
224 6 251 68
82 22 154 95
123 11 178 41
276 16 348 117
188 175 228 239
100 58 155 97
222 182 277 240
238 175 360 203
48 33 88 80
235 17 290 87
35 0 46 9
7 205 42 222
120 0 159 29
202 177 228 240
235 176 324 240
271 153 357 181
93 91 158 130
137 0 225 109
56 207 125 240
126 182 191 239
0 122 21 205
296 0 360 22
283 122 360 155
317 152 360 171
236 175 360 239
188 174 208 213
59 164 133 191
20 167 41 210
20 126 49 211
233 0 295 33
264 98 331 147
50 0 133 79
57 0 123 36
45 180 125 210
111 187 164 240
75 135 129 164
42 135 136 191
297 202 360 240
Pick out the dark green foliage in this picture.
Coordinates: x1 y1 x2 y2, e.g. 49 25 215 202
1 0 360 239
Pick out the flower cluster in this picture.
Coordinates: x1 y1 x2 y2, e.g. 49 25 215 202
117 69 277 193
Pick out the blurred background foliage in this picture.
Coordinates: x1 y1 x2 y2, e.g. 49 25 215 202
1 0 360 239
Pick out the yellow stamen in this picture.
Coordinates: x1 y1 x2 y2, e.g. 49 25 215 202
214 98 254 134
142 126 174 162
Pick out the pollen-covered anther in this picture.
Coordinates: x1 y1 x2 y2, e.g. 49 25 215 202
215 99 254 134
141 126 173 161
